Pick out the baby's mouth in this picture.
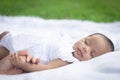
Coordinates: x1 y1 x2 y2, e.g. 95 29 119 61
76 48 83 57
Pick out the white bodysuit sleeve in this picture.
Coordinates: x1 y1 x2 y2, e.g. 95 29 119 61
0 33 15 53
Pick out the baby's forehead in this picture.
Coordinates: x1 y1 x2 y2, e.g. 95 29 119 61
85 34 106 42
88 34 105 39
88 34 102 37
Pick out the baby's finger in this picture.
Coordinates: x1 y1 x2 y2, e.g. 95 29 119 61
11 54 16 60
12 52 19 61
18 49 29 56
31 57 36 64
10 54 13 61
36 58 40 64
14 53 18 59
10 54 14 58
26 55 32 62
10 54 16 65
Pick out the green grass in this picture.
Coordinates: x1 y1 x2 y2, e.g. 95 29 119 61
0 0 120 22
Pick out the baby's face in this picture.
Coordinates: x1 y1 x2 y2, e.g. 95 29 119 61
72 34 112 61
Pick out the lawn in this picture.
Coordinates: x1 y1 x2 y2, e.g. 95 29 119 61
0 0 120 22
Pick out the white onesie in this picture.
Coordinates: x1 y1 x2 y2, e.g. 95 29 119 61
0 33 79 64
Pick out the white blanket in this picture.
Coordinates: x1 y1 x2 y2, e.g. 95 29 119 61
0 16 120 80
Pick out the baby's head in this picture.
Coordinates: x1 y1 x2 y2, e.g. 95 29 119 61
72 33 114 61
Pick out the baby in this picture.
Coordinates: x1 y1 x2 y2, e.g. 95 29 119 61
0 31 114 74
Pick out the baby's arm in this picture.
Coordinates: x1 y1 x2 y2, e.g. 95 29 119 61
10 53 70 72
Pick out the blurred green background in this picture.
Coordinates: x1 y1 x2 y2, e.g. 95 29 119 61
0 0 120 22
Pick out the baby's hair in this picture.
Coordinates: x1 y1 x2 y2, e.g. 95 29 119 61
89 33 114 51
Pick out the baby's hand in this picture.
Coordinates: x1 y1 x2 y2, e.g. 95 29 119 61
10 53 27 69
17 49 40 64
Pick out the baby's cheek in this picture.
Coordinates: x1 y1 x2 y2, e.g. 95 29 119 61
82 55 92 61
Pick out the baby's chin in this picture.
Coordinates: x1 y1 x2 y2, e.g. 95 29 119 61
72 52 92 61
72 51 81 61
